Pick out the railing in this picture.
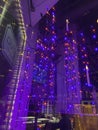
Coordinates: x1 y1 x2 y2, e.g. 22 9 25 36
74 114 98 130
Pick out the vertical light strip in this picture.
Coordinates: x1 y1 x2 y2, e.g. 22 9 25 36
8 0 27 129
0 0 10 25
64 25 81 114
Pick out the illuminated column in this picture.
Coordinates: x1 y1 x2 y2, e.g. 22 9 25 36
56 24 81 114
31 7 57 115
78 31 93 102
65 37 81 114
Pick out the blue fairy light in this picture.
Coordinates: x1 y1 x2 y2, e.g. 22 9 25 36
95 47 98 51
92 34 96 39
